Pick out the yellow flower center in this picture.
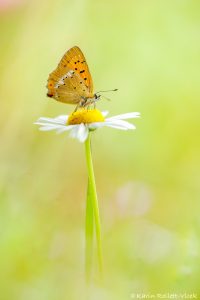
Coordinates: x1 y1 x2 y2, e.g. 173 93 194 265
67 109 105 125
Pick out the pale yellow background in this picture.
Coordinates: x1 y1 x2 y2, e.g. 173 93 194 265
0 0 200 299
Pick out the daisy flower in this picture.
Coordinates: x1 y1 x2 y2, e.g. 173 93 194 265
34 109 140 143
34 107 140 281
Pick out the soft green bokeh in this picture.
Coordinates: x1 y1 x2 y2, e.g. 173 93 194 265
0 0 200 299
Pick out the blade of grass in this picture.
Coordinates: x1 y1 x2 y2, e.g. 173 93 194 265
85 132 103 278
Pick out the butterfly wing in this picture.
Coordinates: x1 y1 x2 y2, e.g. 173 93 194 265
47 46 94 104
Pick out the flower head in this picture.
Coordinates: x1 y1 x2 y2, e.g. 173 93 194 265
34 109 140 143
67 109 105 125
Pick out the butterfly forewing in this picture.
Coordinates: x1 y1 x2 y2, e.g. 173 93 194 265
59 46 93 93
47 46 94 104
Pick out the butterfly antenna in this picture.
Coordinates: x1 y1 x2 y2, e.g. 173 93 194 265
96 88 118 94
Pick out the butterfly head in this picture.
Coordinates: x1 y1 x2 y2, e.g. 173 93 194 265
80 94 100 108
94 93 101 101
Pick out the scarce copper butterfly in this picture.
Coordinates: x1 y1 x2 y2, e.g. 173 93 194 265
47 46 117 110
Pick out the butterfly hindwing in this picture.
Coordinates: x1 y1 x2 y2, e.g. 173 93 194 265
53 68 91 104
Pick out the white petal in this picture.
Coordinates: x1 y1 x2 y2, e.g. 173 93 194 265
54 115 68 123
90 120 136 130
107 119 136 129
70 125 80 138
56 125 75 134
103 124 129 130
70 124 89 142
88 122 106 130
106 112 140 121
102 111 109 117
39 124 65 131
35 115 68 125
35 122 53 126
76 124 89 142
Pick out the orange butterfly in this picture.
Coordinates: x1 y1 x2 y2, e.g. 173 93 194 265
47 46 117 110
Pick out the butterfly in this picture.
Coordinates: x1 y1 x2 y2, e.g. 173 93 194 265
47 46 100 110
47 46 117 110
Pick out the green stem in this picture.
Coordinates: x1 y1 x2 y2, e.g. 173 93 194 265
85 178 93 284
85 132 103 277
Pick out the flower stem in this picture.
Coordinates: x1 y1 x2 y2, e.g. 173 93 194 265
85 178 93 284
85 132 103 277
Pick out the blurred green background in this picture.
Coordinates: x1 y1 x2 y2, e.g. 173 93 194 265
0 0 200 299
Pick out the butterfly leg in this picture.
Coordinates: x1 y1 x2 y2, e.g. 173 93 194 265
74 104 80 112
73 98 87 112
